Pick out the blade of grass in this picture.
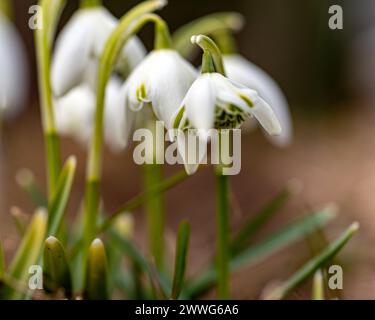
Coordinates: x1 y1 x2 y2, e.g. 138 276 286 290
43 236 72 298
171 221 190 300
185 205 336 298
108 230 171 299
85 239 109 300
3 209 47 299
47 156 76 236
231 180 300 254
0 241 5 278
100 170 189 231
266 222 359 300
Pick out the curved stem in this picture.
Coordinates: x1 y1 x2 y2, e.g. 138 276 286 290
35 0 65 198
191 34 226 75
82 1 167 262
172 12 244 58
0 0 11 19
80 0 102 9
211 29 238 55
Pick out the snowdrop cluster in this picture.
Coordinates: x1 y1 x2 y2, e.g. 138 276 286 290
52 1 292 175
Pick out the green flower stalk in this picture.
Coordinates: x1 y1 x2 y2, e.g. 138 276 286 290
35 0 66 198
81 0 167 286
0 0 11 19
80 0 102 9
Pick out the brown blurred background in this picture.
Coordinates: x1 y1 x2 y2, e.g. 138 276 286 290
2 0 375 299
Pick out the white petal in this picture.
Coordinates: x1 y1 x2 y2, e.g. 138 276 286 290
51 10 94 96
176 130 207 175
224 54 292 146
184 74 217 132
0 13 28 118
55 85 95 143
242 90 282 136
90 9 146 74
104 77 126 151
124 50 197 129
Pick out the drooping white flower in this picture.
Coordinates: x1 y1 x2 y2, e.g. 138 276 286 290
51 6 146 97
118 49 197 134
172 72 282 175
223 54 292 146
0 13 28 119
55 77 125 151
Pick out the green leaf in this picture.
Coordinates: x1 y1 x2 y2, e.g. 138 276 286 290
108 230 171 299
43 236 72 298
312 269 324 300
3 209 47 299
171 221 190 300
0 241 5 278
100 170 188 232
85 239 109 300
186 205 336 298
47 156 76 236
172 12 244 58
16 169 48 207
265 222 359 300
231 181 300 254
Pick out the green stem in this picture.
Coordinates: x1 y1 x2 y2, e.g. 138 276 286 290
211 29 238 55
172 12 244 58
81 1 167 288
35 0 65 198
143 163 165 270
215 166 230 299
191 34 226 75
80 0 102 9
0 0 11 19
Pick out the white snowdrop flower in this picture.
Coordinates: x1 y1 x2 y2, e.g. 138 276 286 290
118 49 197 132
55 84 95 144
0 12 28 119
51 6 146 97
55 78 124 149
173 72 282 175
224 54 292 147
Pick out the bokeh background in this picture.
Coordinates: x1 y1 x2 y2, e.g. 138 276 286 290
2 0 375 299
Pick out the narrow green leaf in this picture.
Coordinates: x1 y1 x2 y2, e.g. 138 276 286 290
108 230 172 298
43 236 72 298
100 170 189 232
172 12 244 57
0 241 5 278
85 239 109 300
312 269 324 300
4 209 47 299
16 169 48 208
47 156 76 236
266 222 359 300
171 221 190 300
186 205 336 298
231 181 300 254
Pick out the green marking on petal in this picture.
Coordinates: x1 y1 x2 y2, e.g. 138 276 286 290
173 106 186 129
136 83 147 102
214 105 246 129
239 93 254 108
